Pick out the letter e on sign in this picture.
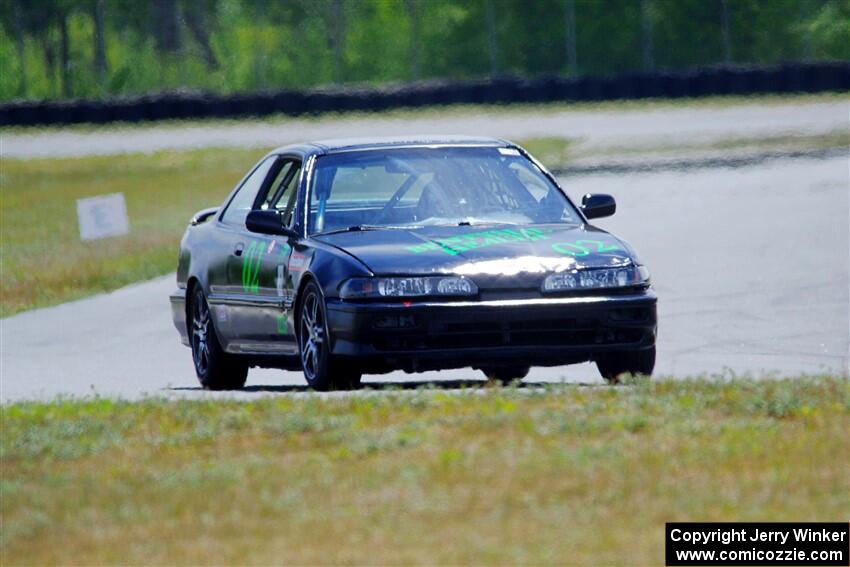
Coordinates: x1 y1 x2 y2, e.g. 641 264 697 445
76 193 130 241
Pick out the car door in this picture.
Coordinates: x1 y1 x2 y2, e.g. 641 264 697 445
207 155 277 349
222 156 302 353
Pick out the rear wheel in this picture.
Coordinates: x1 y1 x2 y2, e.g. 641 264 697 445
298 281 361 391
190 286 248 390
596 346 655 383
481 365 530 385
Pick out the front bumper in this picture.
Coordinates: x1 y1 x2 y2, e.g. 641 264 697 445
326 290 657 373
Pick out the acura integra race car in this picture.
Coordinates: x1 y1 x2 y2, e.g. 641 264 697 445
170 136 657 390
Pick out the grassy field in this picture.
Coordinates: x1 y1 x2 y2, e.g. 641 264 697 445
1 376 847 564
0 147 267 316
1 115 846 317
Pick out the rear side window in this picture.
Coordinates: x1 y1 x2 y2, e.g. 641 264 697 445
220 157 276 227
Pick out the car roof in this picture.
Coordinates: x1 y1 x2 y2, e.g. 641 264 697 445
269 135 512 157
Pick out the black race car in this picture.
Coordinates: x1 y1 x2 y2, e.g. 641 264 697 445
170 136 657 390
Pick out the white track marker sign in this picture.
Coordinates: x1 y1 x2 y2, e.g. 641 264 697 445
76 193 130 240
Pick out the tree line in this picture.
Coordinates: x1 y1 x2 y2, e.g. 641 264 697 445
1 0 848 102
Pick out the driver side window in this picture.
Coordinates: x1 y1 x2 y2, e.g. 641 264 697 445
259 158 302 225
220 157 276 227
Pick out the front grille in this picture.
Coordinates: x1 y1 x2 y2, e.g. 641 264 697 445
371 316 645 352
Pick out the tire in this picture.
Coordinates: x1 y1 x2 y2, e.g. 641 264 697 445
190 286 248 390
596 346 655 384
297 281 362 391
481 365 530 385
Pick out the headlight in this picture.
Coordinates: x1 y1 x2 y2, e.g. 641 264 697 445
542 265 650 292
340 276 478 299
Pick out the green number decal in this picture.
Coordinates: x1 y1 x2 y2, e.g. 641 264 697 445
241 241 262 293
576 239 621 253
552 242 590 256
241 242 253 291
552 239 622 256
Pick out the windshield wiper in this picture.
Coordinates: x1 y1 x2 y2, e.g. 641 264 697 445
456 219 520 227
314 225 393 236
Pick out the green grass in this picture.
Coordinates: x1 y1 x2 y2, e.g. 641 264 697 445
565 129 850 160
516 136 575 166
1 377 847 564
0 146 273 316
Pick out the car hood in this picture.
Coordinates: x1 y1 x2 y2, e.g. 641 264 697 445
313 224 637 279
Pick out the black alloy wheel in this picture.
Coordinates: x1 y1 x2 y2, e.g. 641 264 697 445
190 286 248 390
481 365 531 385
298 281 361 391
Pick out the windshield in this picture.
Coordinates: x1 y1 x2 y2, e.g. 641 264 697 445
307 146 580 234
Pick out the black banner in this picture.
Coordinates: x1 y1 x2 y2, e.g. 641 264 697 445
666 523 849 566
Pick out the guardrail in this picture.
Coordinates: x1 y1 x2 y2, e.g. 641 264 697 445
1 62 847 127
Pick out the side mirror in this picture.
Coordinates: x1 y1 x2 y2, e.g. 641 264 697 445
581 194 616 220
246 210 297 238
190 206 218 226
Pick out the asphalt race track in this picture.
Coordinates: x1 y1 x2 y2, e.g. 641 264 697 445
2 151 847 401
3 99 845 159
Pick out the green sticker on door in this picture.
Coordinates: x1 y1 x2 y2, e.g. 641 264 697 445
241 241 263 293
242 240 293 294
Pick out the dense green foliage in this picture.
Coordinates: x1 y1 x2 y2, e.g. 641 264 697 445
1 0 848 101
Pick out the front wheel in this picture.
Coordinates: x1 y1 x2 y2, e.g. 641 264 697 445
190 286 248 390
298 281 361 391
596 346 655 384
481 365 530 385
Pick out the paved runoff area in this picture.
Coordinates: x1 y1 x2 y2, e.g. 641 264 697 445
2 99 845 159
2 101 848 401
